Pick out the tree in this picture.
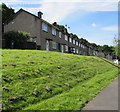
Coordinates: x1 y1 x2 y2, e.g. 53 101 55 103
113 36 120 59
90 43 98 51
2 3 15 23
79 38 89 46
52 22 68 33
1 3 15 32
3 31 31 49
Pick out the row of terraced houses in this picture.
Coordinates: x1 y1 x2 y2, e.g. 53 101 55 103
3 9 111 59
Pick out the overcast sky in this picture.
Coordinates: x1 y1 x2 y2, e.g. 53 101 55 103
1 0 119 46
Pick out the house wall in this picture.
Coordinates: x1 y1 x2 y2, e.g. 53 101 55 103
4 11 41 46
40 22 70 53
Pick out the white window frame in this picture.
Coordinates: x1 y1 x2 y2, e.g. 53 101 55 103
42 22 48 32
52 41 57 49
46 40 49 51
76 41 78 46
65 45 68 51
52 28 56 35
65 35 68 41
73 40 75 44
83 45 85 48
69 37 72 43
61 45 64 53
76 49 79 54
81 44 83 48
59 32 62 38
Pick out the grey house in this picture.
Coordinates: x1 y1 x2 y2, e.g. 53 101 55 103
4 9 97 56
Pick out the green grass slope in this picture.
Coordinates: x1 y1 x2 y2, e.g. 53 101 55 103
2 49 118 111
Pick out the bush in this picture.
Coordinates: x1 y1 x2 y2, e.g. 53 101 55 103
3 31 31 49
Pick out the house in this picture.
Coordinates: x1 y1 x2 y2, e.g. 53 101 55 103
4 9 113 60
4 9 89 55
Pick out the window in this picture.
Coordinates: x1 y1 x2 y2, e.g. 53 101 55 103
73 48 75 53
83 45 85 48
59 32 62 38
73 40 75 44
65 45 68 51
81 44 83 48
69 37 72 43
76 49 79 54
42 22 48 32
65 35 68 41
46 40 49 51
52 41 57 49
83 45 84 48
52 28 56 35
79 43 81 47
76 41 78 46
79 50 82 54
61 45 64 53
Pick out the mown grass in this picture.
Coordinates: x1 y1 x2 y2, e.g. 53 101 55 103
2 49 118 111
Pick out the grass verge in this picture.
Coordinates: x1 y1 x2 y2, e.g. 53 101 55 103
2 49 118 110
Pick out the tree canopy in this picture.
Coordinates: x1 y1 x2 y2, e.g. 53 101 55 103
2 3 15 24
3 31 31 49
113 37 120 59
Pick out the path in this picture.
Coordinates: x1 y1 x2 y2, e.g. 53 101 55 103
82 76 119 111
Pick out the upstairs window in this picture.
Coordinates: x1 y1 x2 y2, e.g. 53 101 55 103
69 37 72 43
52 28 56 35
59 32 62 38
73 40 75 44
79 43 81 47
83 45 85 48
76 41 78 46
42 22 48 32
65 35 68 41
52 41 57 49
81 44 83 48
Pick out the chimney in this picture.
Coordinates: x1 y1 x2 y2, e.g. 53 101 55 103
38 11 43 18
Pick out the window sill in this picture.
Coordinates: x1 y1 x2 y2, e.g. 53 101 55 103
52 34 56 36
42 30 48 33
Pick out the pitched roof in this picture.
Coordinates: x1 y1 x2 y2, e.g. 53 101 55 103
4 8 40 25
4 8 59 30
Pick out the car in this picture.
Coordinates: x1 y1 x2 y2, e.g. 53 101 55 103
112 59 119 64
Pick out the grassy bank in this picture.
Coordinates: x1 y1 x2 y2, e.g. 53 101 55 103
2 49 118 110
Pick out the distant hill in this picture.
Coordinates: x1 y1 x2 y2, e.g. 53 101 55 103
2 49 118 111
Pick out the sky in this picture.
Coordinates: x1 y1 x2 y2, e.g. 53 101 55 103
1 0 119 46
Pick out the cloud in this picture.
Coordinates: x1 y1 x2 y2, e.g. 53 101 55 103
1 0 119 23
101 26 118 31
1 0 43 4
91 23 97 27
39 0 118 23
40 2 78 23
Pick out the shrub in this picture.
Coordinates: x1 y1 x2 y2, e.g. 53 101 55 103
3 31 31 49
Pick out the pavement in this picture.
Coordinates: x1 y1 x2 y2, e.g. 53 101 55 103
82 76 119 111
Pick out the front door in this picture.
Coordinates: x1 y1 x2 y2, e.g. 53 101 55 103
61 45 64 53
58 43 61 52
46 40 49 51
